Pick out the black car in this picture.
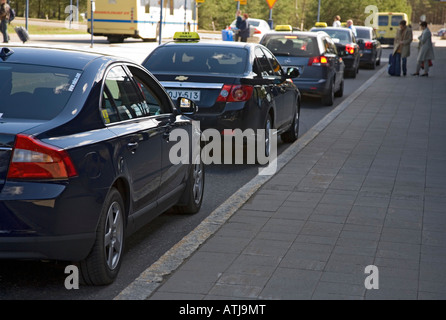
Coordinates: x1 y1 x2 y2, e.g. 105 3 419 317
142 35 301 155
260 31 345 106
355 26 382 69
311 27 361 78
0 46 204 285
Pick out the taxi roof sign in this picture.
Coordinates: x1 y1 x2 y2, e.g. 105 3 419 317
173 32 200 42
275 25 293 32
314 22 328 27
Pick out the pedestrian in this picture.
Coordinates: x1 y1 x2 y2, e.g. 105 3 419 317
239 13 250 43
234 10 242 42
412 21 435 77
333 15 341 27
0 0 10 43
346 19 357 37
392 20 413 76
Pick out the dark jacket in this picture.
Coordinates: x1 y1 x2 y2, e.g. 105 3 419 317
0 3 10 21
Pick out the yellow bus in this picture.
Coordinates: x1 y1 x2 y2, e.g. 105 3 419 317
376 12 409 44
87 0 198 43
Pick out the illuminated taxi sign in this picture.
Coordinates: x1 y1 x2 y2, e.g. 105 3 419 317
275 25 293 32
314 22 328 28
173 32 200 42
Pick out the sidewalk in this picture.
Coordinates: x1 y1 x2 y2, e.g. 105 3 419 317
120 39 446 300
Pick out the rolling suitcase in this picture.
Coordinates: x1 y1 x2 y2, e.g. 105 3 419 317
387 53 396 76
14 26 30 43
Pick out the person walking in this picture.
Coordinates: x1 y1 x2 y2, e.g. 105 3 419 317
234 10 242 42
392 20 413 76
333 15 341 27
0 0 10 43
239 13 250 43
412 21 435 77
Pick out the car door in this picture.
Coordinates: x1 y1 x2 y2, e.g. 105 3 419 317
127 65 190 207
255 46 293 130
324 36 343 88
263 47 296 129
101 65 162 220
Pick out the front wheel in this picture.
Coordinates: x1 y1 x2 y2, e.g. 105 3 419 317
80 188 125 285
174 157 204 214
281 104 300 143
321 79 334 106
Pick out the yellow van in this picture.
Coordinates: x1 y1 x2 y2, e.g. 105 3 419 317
87 0 197 43
376 12 409 44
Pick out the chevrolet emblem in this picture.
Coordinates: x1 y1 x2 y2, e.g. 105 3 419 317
175 76 189 81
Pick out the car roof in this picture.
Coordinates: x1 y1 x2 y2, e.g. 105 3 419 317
161 40 256 49
264 31 323 38
355 26 373 30
0 46 121 70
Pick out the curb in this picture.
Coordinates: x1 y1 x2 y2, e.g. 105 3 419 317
114 65 387 300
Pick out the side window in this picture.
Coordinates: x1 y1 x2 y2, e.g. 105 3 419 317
254 47 273 77
262 48 284 77
101 65 150 124
127 65 172 115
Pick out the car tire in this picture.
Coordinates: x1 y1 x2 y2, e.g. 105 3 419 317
80 188 125 286
174 155 204 214
321 79 334 106
281 103 300 143
255 113 273 164
376 52 381 66
334 79 344 97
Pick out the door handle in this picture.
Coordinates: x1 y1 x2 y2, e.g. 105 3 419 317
127 142 139 153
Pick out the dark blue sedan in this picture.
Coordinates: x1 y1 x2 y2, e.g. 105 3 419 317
0 46 204 285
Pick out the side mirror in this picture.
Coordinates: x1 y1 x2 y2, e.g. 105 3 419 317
176 97 198 115
286 67 300 79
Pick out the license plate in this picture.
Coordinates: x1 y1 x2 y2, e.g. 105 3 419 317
378 30 386 34
167 90 200 101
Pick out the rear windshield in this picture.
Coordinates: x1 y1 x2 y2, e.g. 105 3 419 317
319 29 352 44
391 15 403 26
263 35 319 57
144 46 248 75
0 63 81 120
378 16 389 26
356 29 371 39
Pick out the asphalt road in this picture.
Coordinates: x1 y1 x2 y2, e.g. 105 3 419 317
0 34 391 299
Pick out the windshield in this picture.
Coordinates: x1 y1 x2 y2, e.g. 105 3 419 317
0 63 81 120
318 29 352 44
263 35 319 57
356 29 371 39
144 46 248 75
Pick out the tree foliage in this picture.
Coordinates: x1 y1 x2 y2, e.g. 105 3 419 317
7 0 445 30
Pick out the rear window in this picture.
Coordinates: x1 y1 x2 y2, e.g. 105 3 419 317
356 29 371 39
318 29 352 44
263 35 319 57
391 15 403 26
144 46 248 75
378 16 389 26
0 63 80 120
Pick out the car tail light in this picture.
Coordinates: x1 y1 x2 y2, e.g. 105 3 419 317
7 134 78 180
254 28 261 34
365 41 373 49
217 85 253 102
345 44 355 55
308 56 328 66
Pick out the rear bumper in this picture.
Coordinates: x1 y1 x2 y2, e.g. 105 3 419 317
0 181 103 261
292 78 329 97
0 233 95 261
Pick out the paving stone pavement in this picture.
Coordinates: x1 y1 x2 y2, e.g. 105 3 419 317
146 39 446 300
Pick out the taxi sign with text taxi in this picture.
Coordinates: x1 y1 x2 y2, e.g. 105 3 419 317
275 25 293 32
173 31 200 42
